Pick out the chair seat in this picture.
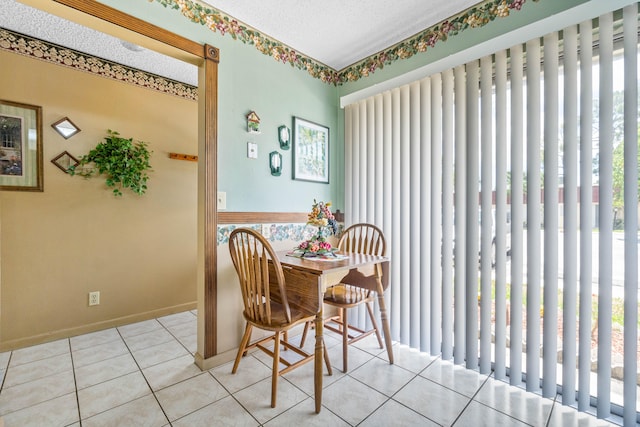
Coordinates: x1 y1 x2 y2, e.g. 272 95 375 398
245 301 314 331
323 283 375 307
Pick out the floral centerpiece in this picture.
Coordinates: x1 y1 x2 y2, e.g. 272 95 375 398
293 200 339 257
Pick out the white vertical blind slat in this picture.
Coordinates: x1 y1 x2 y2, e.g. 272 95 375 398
479 55 493 375
542 31 559 399
622 4 639 425
418 78 431 351
441 69 455 361
345 105 354 226
375 94 384 228
526 37 542 394
510 43 525 387
429 75 443 355
597 12 614 419
409 82 423 349
494 49 508 381
578 17 594 412
390 89 402 342
465 60 480 370
400 86 411 345
562 24 579 406
454 64 467 364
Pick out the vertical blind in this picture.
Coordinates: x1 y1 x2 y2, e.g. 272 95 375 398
343 4 639 423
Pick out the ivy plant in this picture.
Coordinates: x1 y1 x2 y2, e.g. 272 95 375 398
69 130 152 196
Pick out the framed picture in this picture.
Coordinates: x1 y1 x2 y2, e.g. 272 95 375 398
292 117 329 183
0 100 43 191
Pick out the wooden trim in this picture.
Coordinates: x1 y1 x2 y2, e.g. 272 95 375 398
203 44 219 358
218 210 344 224
218 212 308 224
52 0 203 57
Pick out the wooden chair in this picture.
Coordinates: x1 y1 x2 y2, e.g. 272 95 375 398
301 223 388 372
228 227 332 408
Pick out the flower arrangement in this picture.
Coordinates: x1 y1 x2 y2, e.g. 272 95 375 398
294 200 338 257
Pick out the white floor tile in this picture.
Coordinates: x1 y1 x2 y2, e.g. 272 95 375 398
172 395 258 427
420 358 489 398
3 353 72 387
210 355 272 394
77 371 151 419
393 375 469 426
264 397 350 426
454 400 530 426
547 402 616 427
142 353 203 391
72 339 128 368
122 328 174 352
378 344 437 374
130 339 189 369
0 392 78 427
474 377 554 426
321 375 388 425
157 311 197 328
350 356 415 397
359 399 439 427
74 353 139 390
0 370 75 416
117 319 162 338
155 372 229 421
69 328 120 352
233 377 308 424
8 339 69 367
81 394 167 427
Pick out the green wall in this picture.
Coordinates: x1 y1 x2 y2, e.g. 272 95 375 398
99 0 342 212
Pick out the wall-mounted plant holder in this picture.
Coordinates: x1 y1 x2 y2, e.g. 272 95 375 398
269 151 282 176
246 110 260 134
278 125 290 150
51 150 79 173
51 117 80 139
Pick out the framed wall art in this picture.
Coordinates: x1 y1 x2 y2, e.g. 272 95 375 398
292 116 329 184
0 100 43 191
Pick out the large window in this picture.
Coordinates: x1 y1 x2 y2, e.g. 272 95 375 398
343 4 639 424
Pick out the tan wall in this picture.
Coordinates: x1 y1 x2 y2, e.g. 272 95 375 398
0 50 198 350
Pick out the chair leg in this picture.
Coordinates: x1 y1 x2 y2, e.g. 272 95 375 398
323 341 333 375
283 331 288 351
342 307 348 372
232 323 253 374
300 321 310 348
366 302 384 348
271 331 281 408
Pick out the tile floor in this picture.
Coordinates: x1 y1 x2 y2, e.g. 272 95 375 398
0 310 618 426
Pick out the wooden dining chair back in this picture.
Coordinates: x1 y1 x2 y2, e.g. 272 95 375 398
228 227 331 408
301 223 388 372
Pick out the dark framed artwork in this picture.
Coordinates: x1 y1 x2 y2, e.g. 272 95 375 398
0 100 43 191
292 116 329 183
51 151 80 173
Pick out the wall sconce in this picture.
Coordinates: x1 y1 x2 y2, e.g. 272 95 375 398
51 117 80 139
278 125 290 150
269 151 282 176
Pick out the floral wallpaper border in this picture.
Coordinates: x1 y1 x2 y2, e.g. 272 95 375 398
218 223 343 246
0 28 198 101
153 0 540 85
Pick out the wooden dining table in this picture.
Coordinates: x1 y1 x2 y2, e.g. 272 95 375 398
275 250 393 414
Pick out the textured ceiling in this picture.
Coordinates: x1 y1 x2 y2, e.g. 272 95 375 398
1 0 482 85
199 0 479 70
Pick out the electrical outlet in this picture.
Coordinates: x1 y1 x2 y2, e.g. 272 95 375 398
89 291 100 306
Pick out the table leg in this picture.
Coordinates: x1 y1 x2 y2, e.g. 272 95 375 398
376 263 394 364
314 308 324 413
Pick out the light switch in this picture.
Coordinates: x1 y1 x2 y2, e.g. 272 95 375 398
247 142 258 159
217 191 227 210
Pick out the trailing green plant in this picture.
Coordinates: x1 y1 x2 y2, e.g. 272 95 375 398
69 130 152 196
